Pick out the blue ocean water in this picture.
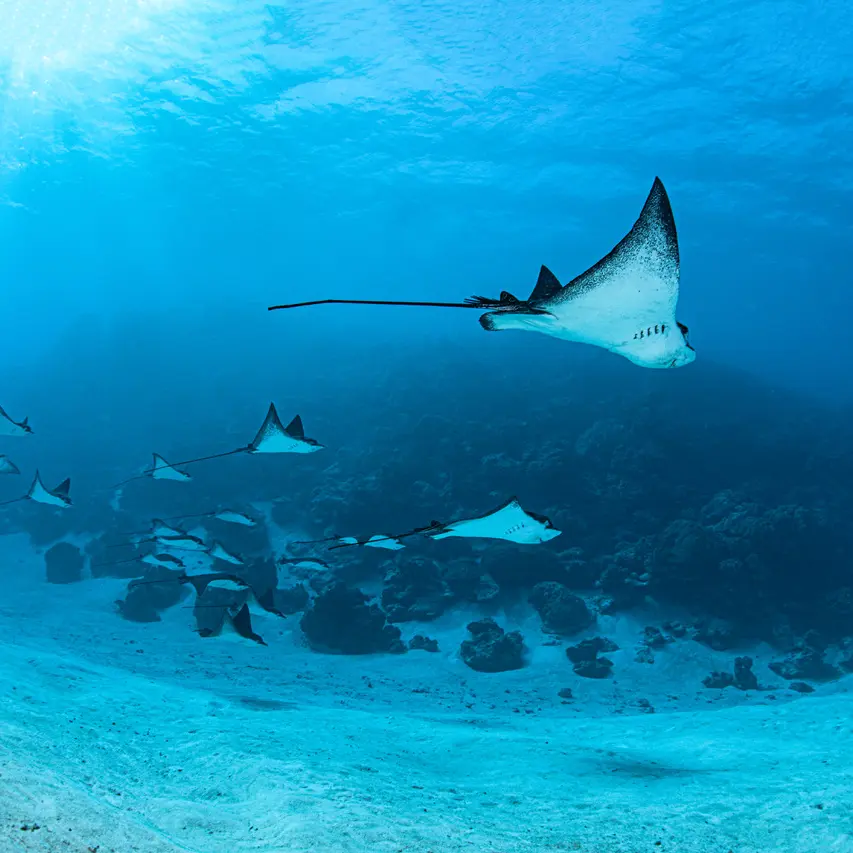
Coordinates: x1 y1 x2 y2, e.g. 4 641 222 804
1 2 852 851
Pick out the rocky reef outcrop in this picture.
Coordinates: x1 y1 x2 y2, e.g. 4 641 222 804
300 582 405 654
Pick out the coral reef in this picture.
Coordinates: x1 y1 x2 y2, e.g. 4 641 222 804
460 618 525 673
300 583 405 655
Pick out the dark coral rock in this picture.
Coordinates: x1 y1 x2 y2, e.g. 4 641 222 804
566 637 618 664
823 587 853 636
643 626 670 648
559 548 599 589
703 656 758 691
663 620 688 638
300 582 404 655
789 681 815 694
635 647 655 664
381 556 452 622
574 658 613 679
115 597 160 623
443 561 499 603
116 569 184 622
596 544 651 609
650 519 727 604
529 582 594 635
460 618 525 673
479 546 567 591
409 635 439 653
769 645 840 682
693 619 739 651
703 671 735 689
44 542 85 584
558 687 573 700
734 656 759 690
274 583 309 615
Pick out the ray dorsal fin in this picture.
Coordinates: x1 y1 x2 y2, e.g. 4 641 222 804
529 265 561 302
53 478 71 498
499 291 520 304
285 415 304 439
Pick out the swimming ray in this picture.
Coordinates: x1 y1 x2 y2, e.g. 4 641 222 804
103 518 189 549
208 540 244 566
112 454 192 488
327 523 442 551
248 404 323 455
198 603 266 645
94 552 186 571
0 456 21 475
149 532 208 552
428 497 560 545
160 508 259 528
269 178 694 369
277 556 330 574
0 405 32 437
0 471 72 509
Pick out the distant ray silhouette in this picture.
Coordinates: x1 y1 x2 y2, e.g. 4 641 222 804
0 456 21 476
161 508 259 528
0 405 32 437
112 404 322 486
112 453 191 488
208 541 244 566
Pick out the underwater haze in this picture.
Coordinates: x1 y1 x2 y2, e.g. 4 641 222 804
2 1 853 851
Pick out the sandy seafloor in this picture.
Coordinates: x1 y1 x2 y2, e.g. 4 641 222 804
1 531 852 853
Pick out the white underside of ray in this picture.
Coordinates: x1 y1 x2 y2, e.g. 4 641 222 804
151 456 191 481
214 510 257 527
206 579 246 593
497 251 681 364
364 535 405 550
209 543 244 565
251 429 312 454
486 188 694 369
430 501 557 544
151 521 186 538
155 535 207 552
0 456 20 475
549 251 677 345
28 475 67 508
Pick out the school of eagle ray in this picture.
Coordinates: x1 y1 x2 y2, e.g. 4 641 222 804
1 178 694 645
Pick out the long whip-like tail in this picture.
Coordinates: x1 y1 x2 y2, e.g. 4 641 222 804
268 297 501 312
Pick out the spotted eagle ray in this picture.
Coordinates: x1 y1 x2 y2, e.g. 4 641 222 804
268 178 694 369
0 405 32 437
114 404 322 485
197 603 267 645
208 540 245 566
0 456 20 475
113 453 191 488
328 499 559 549
0 471 72 509
94 552 186 571
177 572 285 621
157 508 259 528
426 498 561 544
